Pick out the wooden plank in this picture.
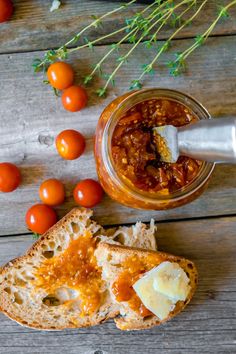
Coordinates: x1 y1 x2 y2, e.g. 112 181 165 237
0 35 236 235
0 216 235 353
0 0 236 54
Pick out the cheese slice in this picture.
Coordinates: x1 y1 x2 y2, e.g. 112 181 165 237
153 261 190 301
133 261 190 320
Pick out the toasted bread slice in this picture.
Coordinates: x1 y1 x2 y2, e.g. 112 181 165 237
95 243 198 331
0 208 157 330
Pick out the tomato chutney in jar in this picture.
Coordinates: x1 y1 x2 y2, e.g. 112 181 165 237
94 88 215 210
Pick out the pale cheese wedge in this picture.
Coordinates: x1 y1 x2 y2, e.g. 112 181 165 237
133 261 190 320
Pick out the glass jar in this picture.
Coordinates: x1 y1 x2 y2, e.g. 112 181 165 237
94 88 215 210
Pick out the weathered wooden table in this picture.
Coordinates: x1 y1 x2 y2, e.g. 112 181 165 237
0 1 236 353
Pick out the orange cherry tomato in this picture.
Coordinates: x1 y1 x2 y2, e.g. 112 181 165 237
0 0 14 23
47 62 74 90
56 129 86 160
0 162 21 192
25 204 57 235
73 179 104 208
62 85 88 112
39 179 65 206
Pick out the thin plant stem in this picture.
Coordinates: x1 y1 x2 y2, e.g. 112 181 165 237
137 0 207 82
181 0 236 59
101 0 193 93
37 0 137 69
69 0 172 54
169 0 236 74
86 0 178 82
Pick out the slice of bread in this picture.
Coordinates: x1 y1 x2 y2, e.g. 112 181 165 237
0 208 157 330
95 243 198 331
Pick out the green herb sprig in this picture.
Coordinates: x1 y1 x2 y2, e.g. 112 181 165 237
33 0 236 96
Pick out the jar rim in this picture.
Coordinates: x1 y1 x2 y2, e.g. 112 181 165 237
101 88 215 205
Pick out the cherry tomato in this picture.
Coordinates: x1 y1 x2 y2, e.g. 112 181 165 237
39 178 65 206
62 85 88 112
0 162 21 192
73 179 104 208
56 129 86 160
0 0 14 23
47 62 74 90
25 204 57 235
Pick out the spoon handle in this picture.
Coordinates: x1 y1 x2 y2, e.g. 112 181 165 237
178 117 236 163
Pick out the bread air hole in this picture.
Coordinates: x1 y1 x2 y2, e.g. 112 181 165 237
42 250 54 259
71 222 79 233
4 287 11 294
49 241 55 249
21 271 35 281
13 292 23 305
42 295 61 307
57 245 62 252
14 277 27 287
113 233 125 244
104 254 112 262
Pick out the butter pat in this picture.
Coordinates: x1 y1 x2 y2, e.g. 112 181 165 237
133 261 190 320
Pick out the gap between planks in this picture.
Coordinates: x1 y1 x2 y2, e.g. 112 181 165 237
0 212 236 238
0 32 236 57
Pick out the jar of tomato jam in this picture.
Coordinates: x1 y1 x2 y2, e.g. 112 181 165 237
94 88 215 210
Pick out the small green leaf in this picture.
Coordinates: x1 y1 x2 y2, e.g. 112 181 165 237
162 40 171 52
144 40 153 49
169 67 181 77
195 34 204 46
84 37 94 50
96 88 107 97
84 75 93 85
45 49 57 63
32 233 40 240
141 64 155 76
111 43 119 52
218 5 229 18
43 79 50 84
53 87 60 97
129 80 142 90
128 34 137 44
116 56 128 63
32 58 43 72
57 46 68 60
91 15 103 29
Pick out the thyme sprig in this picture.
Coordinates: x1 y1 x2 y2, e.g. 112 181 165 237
97 0 191 96
33 0 236 96
167 0 236 76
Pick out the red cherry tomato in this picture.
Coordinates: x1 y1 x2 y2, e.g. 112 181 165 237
0 0 14 23
25 204 57 235
62 85 88 112
39 179 65 206
56 129 86 160
0 162 21 192
73 179 104 208
47 62 74 90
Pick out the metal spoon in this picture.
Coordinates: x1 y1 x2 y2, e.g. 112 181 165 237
153 117 236 163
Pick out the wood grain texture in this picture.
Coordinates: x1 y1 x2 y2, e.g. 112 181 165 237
0 216 235 353
0 35 236 235
0 0 236 54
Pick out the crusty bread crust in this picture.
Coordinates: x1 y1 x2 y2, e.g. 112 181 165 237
0 208 157 330
96 243 198 331
0 208 118 330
